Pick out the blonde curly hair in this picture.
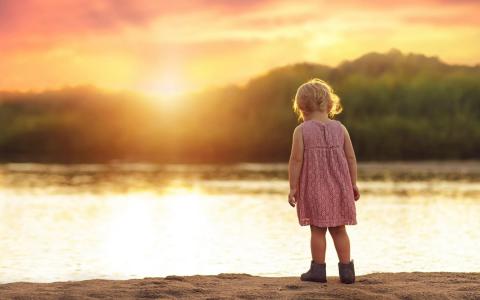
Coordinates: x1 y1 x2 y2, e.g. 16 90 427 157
292 78 343 122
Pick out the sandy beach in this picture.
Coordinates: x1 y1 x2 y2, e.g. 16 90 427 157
0 272 478 299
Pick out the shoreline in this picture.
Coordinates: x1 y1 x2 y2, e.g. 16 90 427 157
1 272 478 299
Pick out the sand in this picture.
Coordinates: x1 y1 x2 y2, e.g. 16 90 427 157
0 272 479 300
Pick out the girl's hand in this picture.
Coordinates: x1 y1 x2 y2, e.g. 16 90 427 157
353 184 360 201
288 191 297 207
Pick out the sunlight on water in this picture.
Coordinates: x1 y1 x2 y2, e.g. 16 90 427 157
0 162 479 283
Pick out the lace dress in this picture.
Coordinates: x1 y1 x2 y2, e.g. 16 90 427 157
296 119 357 227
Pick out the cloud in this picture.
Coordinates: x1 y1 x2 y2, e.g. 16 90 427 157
0 1 164 36
0 0 281 52
0 0 274 35
404 12 480 27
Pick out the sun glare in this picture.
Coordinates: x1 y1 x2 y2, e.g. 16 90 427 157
141 76 186 98
98 186 217 277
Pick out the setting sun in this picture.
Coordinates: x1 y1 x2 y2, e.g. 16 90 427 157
140 74 187 97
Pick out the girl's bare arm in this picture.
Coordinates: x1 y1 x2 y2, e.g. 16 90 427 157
288 125 304 197
342 124 358 186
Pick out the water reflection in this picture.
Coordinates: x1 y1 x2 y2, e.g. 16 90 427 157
0 162 479 283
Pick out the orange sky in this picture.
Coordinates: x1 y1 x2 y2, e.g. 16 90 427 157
0 0 479 96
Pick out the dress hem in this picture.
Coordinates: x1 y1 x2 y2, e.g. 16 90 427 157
299 219 357 227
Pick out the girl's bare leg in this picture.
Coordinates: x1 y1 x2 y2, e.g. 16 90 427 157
310 225 327 264
328 225 351 264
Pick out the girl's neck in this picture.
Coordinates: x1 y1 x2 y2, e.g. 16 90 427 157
304 111 330 122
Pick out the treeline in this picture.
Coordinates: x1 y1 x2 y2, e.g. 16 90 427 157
0 49 479 163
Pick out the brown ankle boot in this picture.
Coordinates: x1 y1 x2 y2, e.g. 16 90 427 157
300 260 327 283
338 259 355 284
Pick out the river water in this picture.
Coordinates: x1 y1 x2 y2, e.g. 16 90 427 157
0 162 479 283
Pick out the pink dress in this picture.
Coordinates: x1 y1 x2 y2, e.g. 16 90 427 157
296 119 357 227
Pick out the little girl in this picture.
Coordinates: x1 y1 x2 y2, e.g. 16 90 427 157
288 78 360 284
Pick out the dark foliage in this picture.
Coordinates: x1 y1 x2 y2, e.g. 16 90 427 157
1 50 479 163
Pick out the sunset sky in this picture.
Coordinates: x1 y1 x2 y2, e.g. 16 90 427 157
0 0 479 96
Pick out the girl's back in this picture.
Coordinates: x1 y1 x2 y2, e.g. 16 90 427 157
301 119 343 149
